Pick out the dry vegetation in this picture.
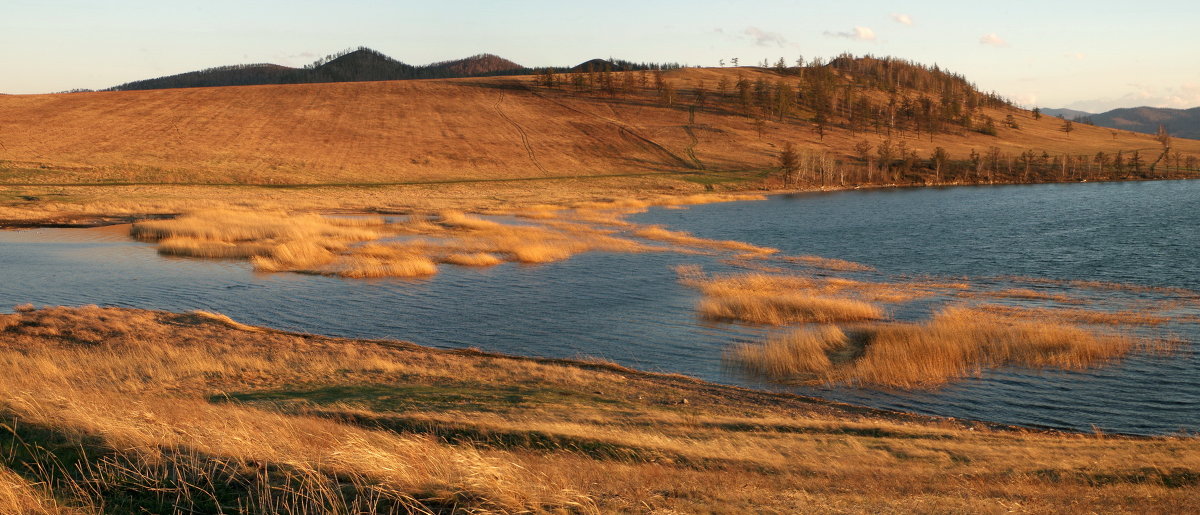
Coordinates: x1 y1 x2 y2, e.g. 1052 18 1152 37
679 268 1190 388
3 66 1199 228
730 307 1138 388
120 193 828 278
677 267 971 326
3 66 1199 512
1 305 1197 513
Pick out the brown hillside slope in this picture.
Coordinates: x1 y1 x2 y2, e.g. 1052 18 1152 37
1 67 1197 225
2 67 1195 185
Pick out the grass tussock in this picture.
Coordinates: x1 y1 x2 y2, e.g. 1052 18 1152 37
439 252 504 267
781 254 876 272
0 466 73 515
976 303 1176 326
958 287 1088 304
680 270 883 325
699 293 884 325
730 306 1137 388
1 305 1197 513
678 268 964 307
633 225 777 255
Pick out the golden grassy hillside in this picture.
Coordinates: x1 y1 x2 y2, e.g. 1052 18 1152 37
0 67 1194 186
2 66 1199 226
1 305 1197 513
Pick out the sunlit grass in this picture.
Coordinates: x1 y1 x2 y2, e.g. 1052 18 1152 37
0 305 1197 513
730 307 1137 388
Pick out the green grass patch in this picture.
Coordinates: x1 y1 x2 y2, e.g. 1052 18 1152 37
211 383 626 413
677 169 770 186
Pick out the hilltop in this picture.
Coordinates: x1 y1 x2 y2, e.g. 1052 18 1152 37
100 47 678 92
1 56 1198 225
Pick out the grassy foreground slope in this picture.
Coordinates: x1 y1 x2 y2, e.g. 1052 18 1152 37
2 64 1198 224
1 305 1197 514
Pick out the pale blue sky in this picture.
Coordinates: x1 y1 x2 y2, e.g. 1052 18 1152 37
2 0 1198 112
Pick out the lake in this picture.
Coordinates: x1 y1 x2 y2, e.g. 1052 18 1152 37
1 180 1196 435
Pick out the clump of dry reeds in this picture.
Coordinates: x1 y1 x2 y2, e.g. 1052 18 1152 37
633 226 777 255
975 303 1174 326
132 204 798 279
677 268 961 310
729 307 1136 388
781 255 876 272
0 467 71 515
699 293 884 325
677 268 887 325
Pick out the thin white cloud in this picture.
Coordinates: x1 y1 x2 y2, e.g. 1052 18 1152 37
1015 93 1038 108
1064 82 1200 112
1064 52 1086 60
979 33 1007 47
891 13 913 26
825 26 876 41
743 26 787 47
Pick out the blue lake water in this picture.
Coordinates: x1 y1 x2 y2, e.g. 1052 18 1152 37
1 180 1197 435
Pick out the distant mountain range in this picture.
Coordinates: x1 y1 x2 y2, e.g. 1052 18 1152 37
103 47 681 92
1043 106 1200 140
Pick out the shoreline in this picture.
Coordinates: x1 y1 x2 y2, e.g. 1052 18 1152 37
2 181 1196 437
2 174 1196 230
0 302 1187 440
1 305 1196 511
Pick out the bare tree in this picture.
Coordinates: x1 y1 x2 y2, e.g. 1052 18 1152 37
853 141 874 182
779 142 800 186
1150 124 1171 175
931 147 949 183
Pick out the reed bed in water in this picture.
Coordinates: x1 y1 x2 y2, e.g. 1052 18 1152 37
730 307 1137 388
975 303 1178 326
779 254 876 272
131 208 659 276
131 204 800 278
699 293 885 325
677 269 988 325
633 226 777 255
678 269 965 306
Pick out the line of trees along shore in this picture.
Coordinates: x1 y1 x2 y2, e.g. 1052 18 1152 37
776 144 1198 189
531 54 1196 188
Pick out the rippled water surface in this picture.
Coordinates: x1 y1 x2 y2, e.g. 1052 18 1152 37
1 180 1197 434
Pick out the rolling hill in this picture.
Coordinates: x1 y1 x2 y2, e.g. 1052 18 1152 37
106 48 527 91
102 47 676 92
1045 106 1200 139
1 55 1198 227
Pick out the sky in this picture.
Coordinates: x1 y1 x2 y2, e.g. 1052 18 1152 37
2 0 1198 113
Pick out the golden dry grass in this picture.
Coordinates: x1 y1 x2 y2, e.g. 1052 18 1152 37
976 303 1177 326
698 292 885 325
632 225 777 255
730 306 1137 388
780 254 877 272
3 67 1196 231
676 268 983 325
0 306 1197 513
118 196 798 278
1 69 1194 189
0 466 74 515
